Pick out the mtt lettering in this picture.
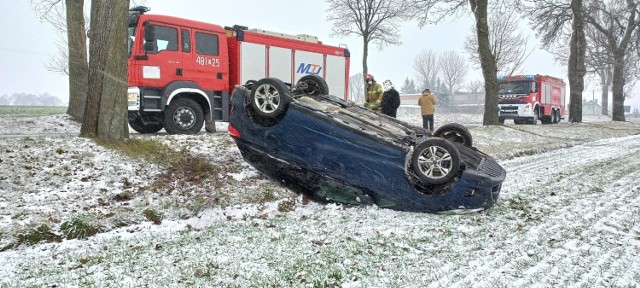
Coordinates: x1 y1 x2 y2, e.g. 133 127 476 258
296 63 323 75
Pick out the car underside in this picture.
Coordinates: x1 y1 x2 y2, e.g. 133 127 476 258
228 76 506 213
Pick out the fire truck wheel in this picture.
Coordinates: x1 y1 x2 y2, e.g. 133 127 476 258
499 117 505 125
530 109 539 125
553 110 560 124
128 116 163 134
163 98 204 134
295 75 329 96
250 78 291 119
433 123 473 147
411 138 461 185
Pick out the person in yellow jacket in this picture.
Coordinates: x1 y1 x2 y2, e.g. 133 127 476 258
418 88 437 132
364 74 383 111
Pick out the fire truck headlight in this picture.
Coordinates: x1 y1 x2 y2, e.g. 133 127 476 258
127 87 140 108
523 104 531 112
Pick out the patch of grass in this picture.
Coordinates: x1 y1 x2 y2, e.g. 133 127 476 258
60 213 103 240
0 105 67 117
107 210 140 229
255 183 278 203
277 198 297 213
186 195 219 216
15 224 62 246
143 208 163 224
96 139 221 184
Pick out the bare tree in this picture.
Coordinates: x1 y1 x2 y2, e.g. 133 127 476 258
438 50 469 106
413 49 439 90
463 5 530 76
467 79 484 100
584 26 614 115
412 0 500 125
527 0 587 123
349 73 365 103
80 0 129 140
326 0 410 93
583 0 640 121
32 0 89 121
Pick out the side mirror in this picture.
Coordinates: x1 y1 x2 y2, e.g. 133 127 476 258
530 82 537 93
144 42 155 51
144 23 155 42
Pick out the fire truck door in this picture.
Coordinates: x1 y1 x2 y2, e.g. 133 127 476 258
182 29 228 93
142 23 183 87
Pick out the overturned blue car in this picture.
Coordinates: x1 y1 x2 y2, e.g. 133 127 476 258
228 76 506 213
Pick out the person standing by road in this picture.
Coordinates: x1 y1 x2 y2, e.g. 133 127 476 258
364 74 383 112
381 80 401 118
418 88 436 132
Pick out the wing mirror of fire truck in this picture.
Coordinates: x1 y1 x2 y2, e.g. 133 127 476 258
144 42 155 52
144 23 155 43
143 23 156 52
530 82 538 93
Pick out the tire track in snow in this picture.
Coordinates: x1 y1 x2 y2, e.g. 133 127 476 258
447 135 640 287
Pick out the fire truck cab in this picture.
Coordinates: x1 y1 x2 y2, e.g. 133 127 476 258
126 6 350 134
497 74 566 125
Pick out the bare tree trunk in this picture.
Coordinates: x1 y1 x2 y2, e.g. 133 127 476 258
611 51 626 121
600 69 611 116
80 0 129 140
363 38 369 99
568 0 586 123
470 0 499 125
65 0 88 121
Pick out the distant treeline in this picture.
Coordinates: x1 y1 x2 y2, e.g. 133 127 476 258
0 93 65 106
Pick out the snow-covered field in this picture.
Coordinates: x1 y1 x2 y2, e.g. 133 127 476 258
1 111 639 287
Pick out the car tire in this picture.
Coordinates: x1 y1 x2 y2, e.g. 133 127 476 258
163 98 204 134
499 117 505 125
295 75 329 96
244 80 258 89
433 123 473 147
128 116 163 134
411 138 461 185
250 78 292 118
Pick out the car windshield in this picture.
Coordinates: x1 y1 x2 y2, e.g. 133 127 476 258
499 81 531 94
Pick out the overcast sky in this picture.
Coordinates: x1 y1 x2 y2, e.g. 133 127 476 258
1 1 638 109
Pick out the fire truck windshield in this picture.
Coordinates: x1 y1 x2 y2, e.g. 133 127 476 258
499 81 531 94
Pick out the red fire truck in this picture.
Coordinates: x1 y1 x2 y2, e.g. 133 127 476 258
497 74 566 125
127 6 350 134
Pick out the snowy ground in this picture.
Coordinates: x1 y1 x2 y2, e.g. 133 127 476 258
1 111 639 287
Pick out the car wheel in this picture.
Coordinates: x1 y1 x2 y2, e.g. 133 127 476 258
295 75 329 96
433 123 473 147
250 78 292 118
244 80 258 89
411 138 461 185
499 117 505 125
163 98 204 134
128 116 163 134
